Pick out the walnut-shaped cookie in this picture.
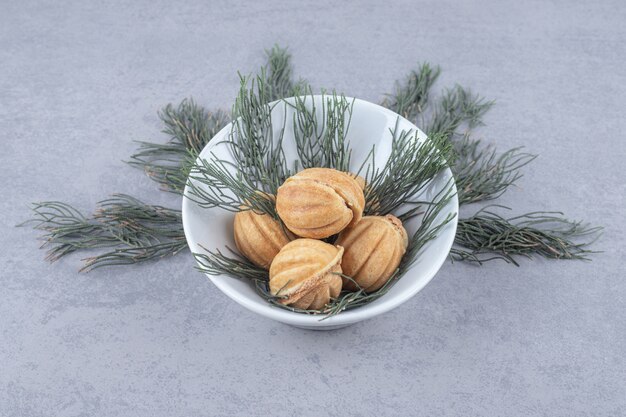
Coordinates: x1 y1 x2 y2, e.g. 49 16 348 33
276 168 365 239
234 210 293 269
269 238 343 310
335 214 408 292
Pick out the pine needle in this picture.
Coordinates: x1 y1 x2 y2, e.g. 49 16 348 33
263 44 306 101
229 74 292 194
363 119 454 219
128 99 229 193
382 63 441 121
194 246 268 282
452 206 602 265
21 194 187 272
424 85 494 140
290 88 354 172
453 135 537 205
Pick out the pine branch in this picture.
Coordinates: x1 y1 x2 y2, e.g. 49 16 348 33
128 99 229 193
383 71 530 206
422 87 533 205
185 75 291 218
453 135 536 205
363 119 454 220
290 88 355 172
452 207 602 265
424 85 494 140
185 154 278 216
21 201 120 261
81 241 187 272
229 74 292 194
382 63 441 121
263 44 306 101
21 195 187 271
194 246 268 282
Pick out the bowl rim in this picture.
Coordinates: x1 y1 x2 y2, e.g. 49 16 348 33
182 95 458 327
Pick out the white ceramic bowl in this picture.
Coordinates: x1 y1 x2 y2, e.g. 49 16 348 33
182 96 458 330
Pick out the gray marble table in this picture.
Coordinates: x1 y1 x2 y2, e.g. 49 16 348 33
1 0 624 416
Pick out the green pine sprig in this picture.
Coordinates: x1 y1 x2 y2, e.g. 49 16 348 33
229 74 292 194
290 88 355 172
21 194 187 272
263 44 307 101
194 246 268 282
363 120 454 220
382 63 441 120
452 135 536 205
128 99 229 193
424 85 494 140
451 207 602 265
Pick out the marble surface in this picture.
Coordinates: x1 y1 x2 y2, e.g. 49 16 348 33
1 0 624 416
